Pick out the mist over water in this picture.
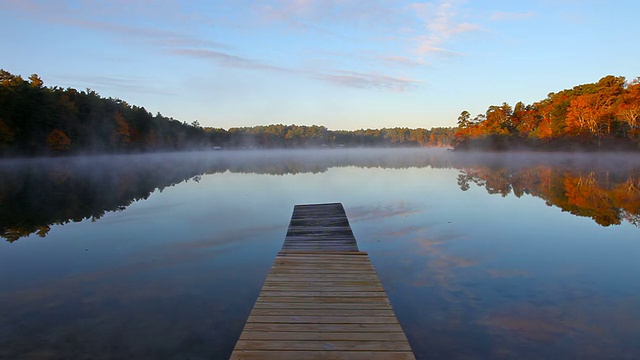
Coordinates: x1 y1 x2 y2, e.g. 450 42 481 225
1 148 639 359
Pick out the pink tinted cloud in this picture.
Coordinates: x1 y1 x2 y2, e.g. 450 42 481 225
317 70 421 92
256 0 403 26
409 0 480 55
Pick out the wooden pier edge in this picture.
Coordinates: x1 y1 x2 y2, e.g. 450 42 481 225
230 203 416 360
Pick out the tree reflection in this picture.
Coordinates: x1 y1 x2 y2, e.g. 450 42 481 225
1 150 639 242
0 155 210 242
1 149 447 241
456 165 640 227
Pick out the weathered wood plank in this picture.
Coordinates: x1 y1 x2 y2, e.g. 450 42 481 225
267 270 377 276
239 331 410 341
263 281 382 286
249 308 397 317
240 323 406 333
271 262 374 268
230 351 416 360
282 238 358 241
235 340 412 351
261 286 385 292
274 257 370 264
276 253 370 258
252 302 393 310
265 278 379 283
256 296 391 304
273 259 373 264
263 279 381 284
277 251 367 256
246 315 399 324
269 262 374 268
257 291 387 298
264 278 380 283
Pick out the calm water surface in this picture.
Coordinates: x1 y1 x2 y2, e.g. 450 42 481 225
0 148 639 359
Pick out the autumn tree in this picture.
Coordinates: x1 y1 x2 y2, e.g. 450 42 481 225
47 129 71 152
484 102 513 135
112 111 132 146
29 74 44 88
617 80 640 148
512 102 540 137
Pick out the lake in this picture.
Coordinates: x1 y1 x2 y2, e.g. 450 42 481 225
1 148 639 359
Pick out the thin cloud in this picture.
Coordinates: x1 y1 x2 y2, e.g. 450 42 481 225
375 55 431 68
52 74 175 96
73 19 228 49
2 0 227 49
490 11 536 21
170 48 422 91
318 70 421 91
168 48 287 72
413 35 465 57
409 0 481 55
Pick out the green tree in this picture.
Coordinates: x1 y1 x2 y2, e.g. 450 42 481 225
457 110 471 128
0 118 15 148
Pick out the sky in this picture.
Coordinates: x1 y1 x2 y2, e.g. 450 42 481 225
1 0 639 130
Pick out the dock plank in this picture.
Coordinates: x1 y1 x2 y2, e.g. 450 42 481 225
239 331 409 341
230 351 416 360
235 340 412 351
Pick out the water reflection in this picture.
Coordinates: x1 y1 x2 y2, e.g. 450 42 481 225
2 150 639 242
456 163 640 227
1 149 639 359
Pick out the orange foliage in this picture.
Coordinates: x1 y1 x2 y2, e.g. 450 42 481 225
47 129 71 152
455 75 638 149
112 112 132 145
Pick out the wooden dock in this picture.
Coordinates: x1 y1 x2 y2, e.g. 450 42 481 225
230 203 415 360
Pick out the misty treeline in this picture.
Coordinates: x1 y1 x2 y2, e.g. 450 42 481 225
0 70 454 156
455 75 640 150
211 125 454 148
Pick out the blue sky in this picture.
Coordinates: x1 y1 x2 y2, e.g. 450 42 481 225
1 0 638 130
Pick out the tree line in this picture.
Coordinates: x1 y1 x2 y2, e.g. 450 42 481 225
206 125 454 148
0 70 211 156
0 70 453 156
454 75 640 150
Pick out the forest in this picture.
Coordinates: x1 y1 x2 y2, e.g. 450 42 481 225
211 125 454 149
454 75 640 150
0 70 453 156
